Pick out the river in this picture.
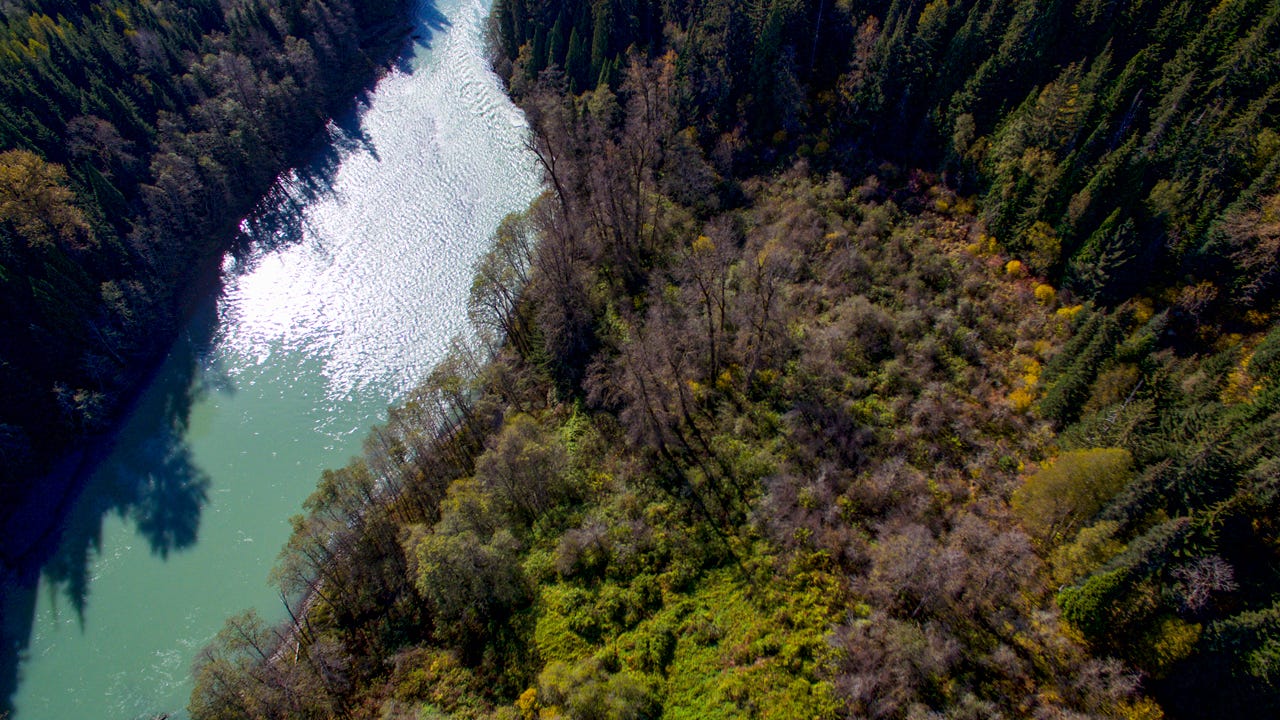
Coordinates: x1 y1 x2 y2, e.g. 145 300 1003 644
0 0 541 716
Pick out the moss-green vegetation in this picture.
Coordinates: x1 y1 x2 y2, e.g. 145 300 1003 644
192 163 1152 717
1012 447 1134 547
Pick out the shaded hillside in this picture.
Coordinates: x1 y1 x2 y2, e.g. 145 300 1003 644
0 0 409 506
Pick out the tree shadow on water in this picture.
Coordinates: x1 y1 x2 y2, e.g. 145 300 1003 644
415 0 451 44
227 64 387 269
393 0 452 76
228 126 350 269
0 298 223 717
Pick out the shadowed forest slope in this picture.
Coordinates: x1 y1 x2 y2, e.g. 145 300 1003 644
0 0 410 509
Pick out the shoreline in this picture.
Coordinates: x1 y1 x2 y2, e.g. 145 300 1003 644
0 0 420 630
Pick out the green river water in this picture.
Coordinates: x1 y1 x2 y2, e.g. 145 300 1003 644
2 0 541 716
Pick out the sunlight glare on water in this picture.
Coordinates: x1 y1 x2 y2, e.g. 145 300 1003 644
219 0 540 408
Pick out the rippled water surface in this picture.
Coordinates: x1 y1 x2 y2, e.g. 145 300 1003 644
5 0 540 716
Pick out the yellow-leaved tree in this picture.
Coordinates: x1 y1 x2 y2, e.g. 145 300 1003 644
0 149 91 251
1012 448 1134 548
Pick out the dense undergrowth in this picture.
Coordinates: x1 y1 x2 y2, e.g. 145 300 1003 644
190 0 1280 718
191 164 1159 718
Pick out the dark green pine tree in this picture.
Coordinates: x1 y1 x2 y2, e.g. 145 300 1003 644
1039 313 1123 426
565 27 588 93
547 15 566 70
589 0 612 86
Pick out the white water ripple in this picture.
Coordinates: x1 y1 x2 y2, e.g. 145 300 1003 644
219 0 542 406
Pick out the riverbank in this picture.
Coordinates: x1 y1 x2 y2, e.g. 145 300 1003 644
0 24 413 582
3 0 543 716
0 0 417 518
0 19 421 707
189 151 1144 718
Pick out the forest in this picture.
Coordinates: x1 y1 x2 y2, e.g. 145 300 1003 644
186 1 1280 719
0 0 409 516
